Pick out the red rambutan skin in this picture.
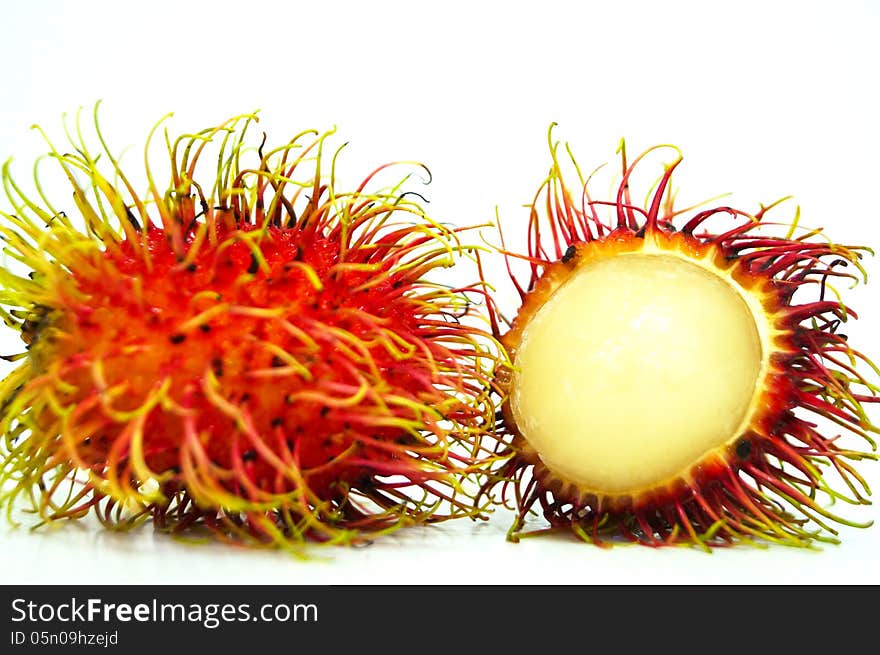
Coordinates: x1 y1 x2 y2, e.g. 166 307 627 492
1 113 501 547
48 223 459 497
483 134 879 548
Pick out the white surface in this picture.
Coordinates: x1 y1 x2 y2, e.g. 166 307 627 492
1 0 879 584
2 509 878 585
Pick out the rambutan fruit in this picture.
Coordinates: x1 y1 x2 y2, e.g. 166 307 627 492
484 127 879 549
0 107 502 550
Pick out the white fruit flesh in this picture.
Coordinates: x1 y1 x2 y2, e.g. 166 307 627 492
510 253 763 495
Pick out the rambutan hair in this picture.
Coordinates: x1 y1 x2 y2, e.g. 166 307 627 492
483 127 879 549
0 106 504 551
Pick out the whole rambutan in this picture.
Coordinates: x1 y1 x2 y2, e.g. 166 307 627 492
483 127 879 549
0 107 502 550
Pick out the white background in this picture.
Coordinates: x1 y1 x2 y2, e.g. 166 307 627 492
1 0 878 584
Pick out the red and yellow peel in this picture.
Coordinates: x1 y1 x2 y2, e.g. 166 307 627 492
0 109 502 550
484 129 879 549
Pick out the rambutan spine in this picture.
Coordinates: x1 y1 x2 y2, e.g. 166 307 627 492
482 126 879 549
0 105 505 551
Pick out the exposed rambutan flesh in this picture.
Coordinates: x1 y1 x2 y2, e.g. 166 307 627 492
511 247 763 497
0 109 501 549
486 132 879 548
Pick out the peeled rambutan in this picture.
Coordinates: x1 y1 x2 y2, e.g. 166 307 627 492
0 108 501 549
484 127 879 549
